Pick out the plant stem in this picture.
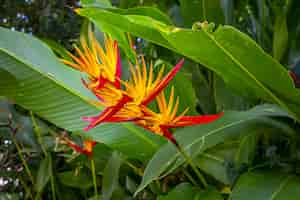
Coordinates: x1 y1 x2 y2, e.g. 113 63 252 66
124 160 143 176
49 155 56 200
18 175 34 200
11 134 35 185
182 169 197 186
90 158 98 197
30 112 47 156
177 144 208 188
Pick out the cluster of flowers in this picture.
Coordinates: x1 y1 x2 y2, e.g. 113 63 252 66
60 32 223 156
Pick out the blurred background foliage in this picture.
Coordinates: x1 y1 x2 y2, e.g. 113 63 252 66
2 0 300 199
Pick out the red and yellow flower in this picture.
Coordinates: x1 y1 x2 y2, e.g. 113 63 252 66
60 31 223 145
82 57 185 131
63 137 97 157
136 87 224 145
61 31 122 101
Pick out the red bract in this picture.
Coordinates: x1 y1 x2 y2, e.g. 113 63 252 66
82 58 185 130
65 139 97 157
136 88 224 144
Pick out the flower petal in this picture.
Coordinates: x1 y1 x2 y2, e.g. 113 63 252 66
114 42 122 89
161 126 179 146
142 58 184 105
171 112 224 127
82 95 133 131
289 71 300 88
65 140 93 157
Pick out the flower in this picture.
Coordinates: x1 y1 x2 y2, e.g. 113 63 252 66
82 57 185 131
64 138 97 157
136 87 224 144
61 31 122 99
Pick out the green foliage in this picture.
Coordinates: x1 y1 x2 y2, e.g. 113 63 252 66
2 0 300 199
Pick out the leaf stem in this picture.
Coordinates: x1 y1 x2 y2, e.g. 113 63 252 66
182 169 197 186
49 155 56 200
124 160 143 176
30 112 47 156
176 144 208 188
90 158 98 197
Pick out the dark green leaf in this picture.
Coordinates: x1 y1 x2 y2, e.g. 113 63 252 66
179 0 225 27
230 171 300 200
135 104 292 194
0 69 17 98
157 183 200 200
235 132 258 167
273 10 288 61
214 76 252 111
35 156 51 193
196 143 238 185
102 151 122 200
81 0 112 8
42 38 71 61
191 65 216 114
58 170 93 189
109 7 173 25
157 183 223 200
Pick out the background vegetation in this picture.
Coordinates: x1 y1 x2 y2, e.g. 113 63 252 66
1 0 300 199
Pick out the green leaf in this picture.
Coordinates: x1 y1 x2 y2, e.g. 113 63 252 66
58 170 93 189
273 10 289 61
109 7 173 25
234 131 258 167
214 75 252 111
42 38 71 61
77 8 300 120
195 188 224 200
0 26 164 161
191 65 216 114
196 142 238 185
35 156 52 193
81 0 112 8
0 69 17 98
157 183 223 200
157 183 199 200
230 171 300 200
179 0 225 27
135 104 292 194
0 193 20 200
102 151 122 200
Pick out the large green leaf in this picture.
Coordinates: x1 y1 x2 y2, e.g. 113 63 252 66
102 151 122 200
230 171 300 200
179 0 225 27
135 104 292 194
0 26 164 161
77 8 300 120
35 156 52 193
58 171 93 189
196 142 239 185
273 7 289 61
157 183 223 200
108 7 173 25
81 0 112 8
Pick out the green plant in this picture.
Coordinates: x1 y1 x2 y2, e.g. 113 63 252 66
1 0 300 199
